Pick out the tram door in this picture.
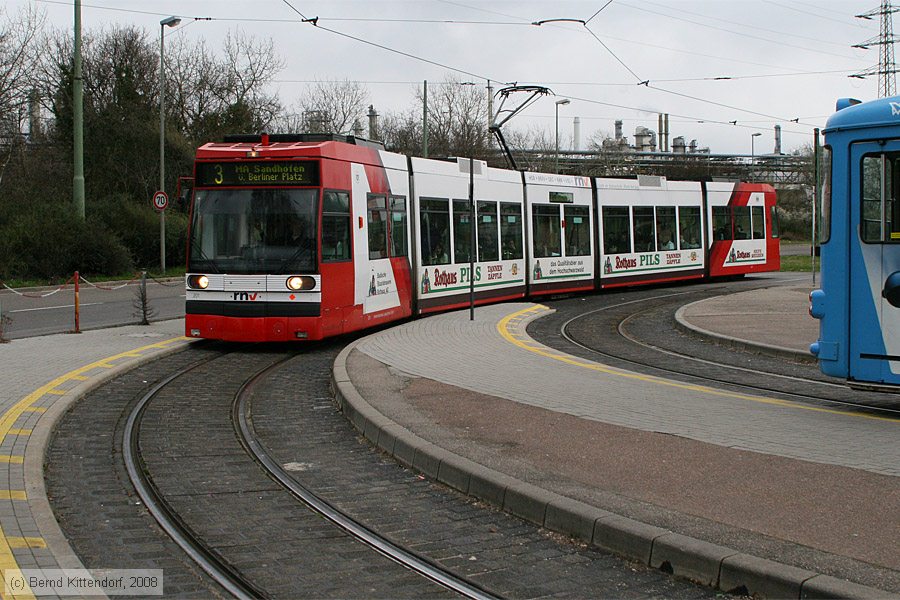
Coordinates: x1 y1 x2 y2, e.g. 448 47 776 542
849 143 900 383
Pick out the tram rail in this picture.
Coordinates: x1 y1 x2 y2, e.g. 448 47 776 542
551 288 900 418
122 347 498 600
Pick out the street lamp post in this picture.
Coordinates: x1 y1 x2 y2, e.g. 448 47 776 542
159 16 180 273
555 99 570 174
751 132 762 163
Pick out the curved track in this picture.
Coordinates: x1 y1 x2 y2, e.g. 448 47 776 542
48 340 718 599
530 280 900 417
124 347 494 599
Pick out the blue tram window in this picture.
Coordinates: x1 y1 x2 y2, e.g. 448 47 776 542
819 146 831 244
860 154 900 243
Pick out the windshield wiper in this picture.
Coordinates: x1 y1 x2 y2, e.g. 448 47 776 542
188 234 221 273
277 241 315 273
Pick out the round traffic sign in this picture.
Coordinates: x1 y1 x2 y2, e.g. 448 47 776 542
152 191 169 211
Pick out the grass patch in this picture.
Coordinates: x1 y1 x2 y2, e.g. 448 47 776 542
780 254 821 272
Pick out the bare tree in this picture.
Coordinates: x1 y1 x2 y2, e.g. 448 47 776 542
379 107 423 155
167 30 284 141
0 5 45 183
293 79 369 135
415 76 490 159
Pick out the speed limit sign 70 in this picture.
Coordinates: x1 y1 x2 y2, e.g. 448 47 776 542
152 191 169 211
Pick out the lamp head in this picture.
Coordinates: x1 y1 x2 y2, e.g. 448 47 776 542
161 16 181 28
556 99 571 106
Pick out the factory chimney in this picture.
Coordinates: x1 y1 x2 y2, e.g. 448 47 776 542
774 124 782 155
573 116 581 151
368 105 379 141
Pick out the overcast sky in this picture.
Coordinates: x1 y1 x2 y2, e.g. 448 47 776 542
7 0 889 155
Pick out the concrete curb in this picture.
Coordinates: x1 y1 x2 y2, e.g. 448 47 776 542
674 293 816 365
25 337 194 580
332 336 893 599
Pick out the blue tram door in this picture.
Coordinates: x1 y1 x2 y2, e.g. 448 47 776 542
849 144 900 384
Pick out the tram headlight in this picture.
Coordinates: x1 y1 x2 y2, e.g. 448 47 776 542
286 276 316 291
187 274 209 290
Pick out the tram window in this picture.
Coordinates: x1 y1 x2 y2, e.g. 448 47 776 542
862 156 882 242
633 206 655 252
533 204 561 258
500 202 523 260
819 146 831 244
390 196 408 257
655 206 677 250
322 191 351 262
678 206 702 249
770 206 780 238
478 201 499 262
733 206 751 240
602 206 631 254
751 205 765 239
453 199 472 263
565 206 591 256
420 198 450 265
712 206 731 240
367 195 388 259
861 153 900 242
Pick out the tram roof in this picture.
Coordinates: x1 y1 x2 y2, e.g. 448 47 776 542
196 134 391 166
825 96 900 135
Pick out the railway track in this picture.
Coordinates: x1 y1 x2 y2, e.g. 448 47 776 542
46 341 716 599
534 282 900 417
123 347 493 599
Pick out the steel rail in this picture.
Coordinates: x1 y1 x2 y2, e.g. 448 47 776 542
232 359 500 600
556 293 900 417
122 355 267 600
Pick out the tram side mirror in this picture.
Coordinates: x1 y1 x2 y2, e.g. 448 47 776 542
176 177 194 211
882 271 900 308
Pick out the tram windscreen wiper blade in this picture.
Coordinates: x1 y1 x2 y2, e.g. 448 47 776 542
276 243 314 273
189 233 221 274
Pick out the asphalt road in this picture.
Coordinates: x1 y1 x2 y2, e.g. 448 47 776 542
0 278 185 340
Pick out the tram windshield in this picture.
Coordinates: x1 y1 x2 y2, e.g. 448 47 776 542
189 188 318 274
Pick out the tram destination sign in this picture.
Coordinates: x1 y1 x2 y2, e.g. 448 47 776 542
196 161 319 187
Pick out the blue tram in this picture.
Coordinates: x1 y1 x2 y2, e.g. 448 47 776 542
810 96 900 387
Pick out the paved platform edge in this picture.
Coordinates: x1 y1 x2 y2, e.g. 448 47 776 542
333 331 892 600
23 336 194 580
674 292 816 365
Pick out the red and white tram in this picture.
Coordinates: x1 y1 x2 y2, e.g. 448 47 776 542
185 134 779 342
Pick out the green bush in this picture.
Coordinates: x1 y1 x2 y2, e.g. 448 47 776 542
90 194 188 270
0 203 134 280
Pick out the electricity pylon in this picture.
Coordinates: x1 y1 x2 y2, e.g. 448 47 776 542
853 0 900 97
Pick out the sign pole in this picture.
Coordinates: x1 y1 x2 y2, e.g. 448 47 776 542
74 271 81 334
469 157 475 321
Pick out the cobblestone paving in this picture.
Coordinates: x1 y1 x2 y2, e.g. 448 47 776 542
46 346 229 598
250 345 718 599
47 341 719 599
138 347 455 599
